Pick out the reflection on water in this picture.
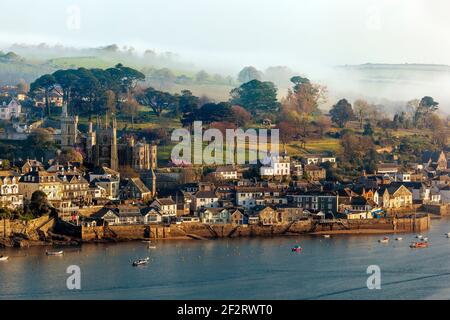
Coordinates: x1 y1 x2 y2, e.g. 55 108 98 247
1 218 450 300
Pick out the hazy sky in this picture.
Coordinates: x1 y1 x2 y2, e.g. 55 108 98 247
1 0 450 71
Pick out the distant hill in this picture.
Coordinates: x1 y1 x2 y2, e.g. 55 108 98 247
328 63 450 113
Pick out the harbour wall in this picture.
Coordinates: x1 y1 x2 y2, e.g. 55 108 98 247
79 215 430 241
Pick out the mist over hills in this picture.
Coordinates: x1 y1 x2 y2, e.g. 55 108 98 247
1 43 450 114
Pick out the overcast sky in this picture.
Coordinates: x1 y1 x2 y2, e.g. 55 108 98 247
1 0 449 71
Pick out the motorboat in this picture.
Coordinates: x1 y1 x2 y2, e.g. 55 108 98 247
291 245 302 252
423 237 429 242
395 237 403 241
148 246 157 249
0 256 8 261
416 235 424 240
132 257 150 266
378 237 389 244
410 242 429 249
46 250 64 256
323 235 331 238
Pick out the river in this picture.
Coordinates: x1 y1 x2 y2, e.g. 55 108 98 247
1 218 450 300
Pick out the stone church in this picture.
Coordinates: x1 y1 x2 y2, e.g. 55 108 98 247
59 105 157 193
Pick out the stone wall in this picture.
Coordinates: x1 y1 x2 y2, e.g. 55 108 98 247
78 216 430 241
421 204 449 216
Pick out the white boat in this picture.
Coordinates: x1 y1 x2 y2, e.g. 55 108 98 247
133 257 150 267
0 256 8 261
323 235 331 238
46 250 64 256
445 233 450 238
423 237 429 242
378 237 389 244
416 235 424 240
395 237 403 241
148 246 157 249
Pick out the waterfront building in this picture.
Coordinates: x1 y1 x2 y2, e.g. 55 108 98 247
120 177 153 202
230 209 247 225
257 206 279 225
19 170 62 201
199 208 231 224
287 191 339 217
0 170 23 209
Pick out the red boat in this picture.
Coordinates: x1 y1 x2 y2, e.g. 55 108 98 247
410 242 429 249
291 245 302 252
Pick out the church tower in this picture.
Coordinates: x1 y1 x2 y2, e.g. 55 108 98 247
94 112 119 171
60 102 78 150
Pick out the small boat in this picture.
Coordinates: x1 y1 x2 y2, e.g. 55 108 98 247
148 246 157 249
423 237 429 242
291 245 302 252
142 240 152 243
410 242 429 249
416 235 424 240
395 237 403 241
323 235 331 238
132 257 150 266
378 237 389 244
446 233 450 238
46 250 64 256
0 256 8 261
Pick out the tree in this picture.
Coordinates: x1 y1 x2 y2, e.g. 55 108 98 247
231 105 252 127
230 80 279 116
237 66 263 83
353 99 369 129
29 191 51 217
195 70 210 83
414 96 439 128
330 99 356 128
121 96 140 126
56 149 84 164
137 87 177 117
363 122 374 136
30 74 57 116
194 102 235 124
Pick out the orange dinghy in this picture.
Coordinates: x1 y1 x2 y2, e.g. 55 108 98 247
410 242 429 249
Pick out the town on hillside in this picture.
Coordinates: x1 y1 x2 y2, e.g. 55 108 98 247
0 65 449 242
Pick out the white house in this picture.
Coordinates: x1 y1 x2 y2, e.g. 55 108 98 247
260 154 291 177
199 208 231 224
0 99 21 121
191 190 220 211
150 198 177 216
213 166 238 180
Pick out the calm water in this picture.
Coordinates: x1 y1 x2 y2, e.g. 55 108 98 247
2 218 450 300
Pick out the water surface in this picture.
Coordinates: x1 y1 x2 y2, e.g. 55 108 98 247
1 218 450 300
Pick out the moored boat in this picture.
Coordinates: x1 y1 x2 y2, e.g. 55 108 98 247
410 242 428 249
46 250 64 256
132 257 150 266
0 255 8 261
148 246 157 249
395 237 403 241
291 245 302 252
323 235 331 238
416 235 424 240
378 237 389 244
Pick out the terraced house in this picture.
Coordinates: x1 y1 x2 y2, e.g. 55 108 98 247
0 171 23 209
19 170 62 201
